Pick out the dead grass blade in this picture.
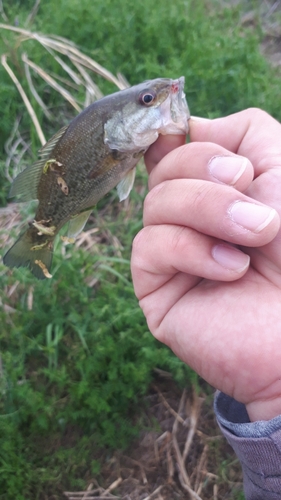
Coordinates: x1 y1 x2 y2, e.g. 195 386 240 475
21 53 81 112
142 485 164 500
64 478 121 499
213 483 218 500
4 122 31 182
25 0 41 27
40 41 127 89
22 52 53 120
194 444 208 495
72 60 104 102
41 44 83 86
102 477 122 496
172 390 203 500
0 0 7 22
27 286 34 311
0 23 129 159
1 54 46 145
0 24 128 90
152 384 186 426
182 389 202 462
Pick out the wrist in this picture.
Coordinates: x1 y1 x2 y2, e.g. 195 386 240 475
246 397 281 422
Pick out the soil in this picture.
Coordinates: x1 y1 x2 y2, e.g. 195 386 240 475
64 378 243 500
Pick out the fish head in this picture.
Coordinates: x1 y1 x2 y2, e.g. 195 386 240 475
104 77 190 152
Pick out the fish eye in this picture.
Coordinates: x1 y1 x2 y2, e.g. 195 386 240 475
139 90 156 106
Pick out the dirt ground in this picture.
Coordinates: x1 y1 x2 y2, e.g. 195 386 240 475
63 378 243 500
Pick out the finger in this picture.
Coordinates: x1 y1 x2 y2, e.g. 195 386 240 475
189 109 281 176
143 179 280 246
144 134 186 174
131 224 250 300
148 142 254 192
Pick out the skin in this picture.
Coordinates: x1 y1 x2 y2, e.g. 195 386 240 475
131 108 281 422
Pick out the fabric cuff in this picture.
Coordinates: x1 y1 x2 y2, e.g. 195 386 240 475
214 391 281 499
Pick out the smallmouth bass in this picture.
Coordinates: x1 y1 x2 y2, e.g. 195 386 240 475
3 77 190 279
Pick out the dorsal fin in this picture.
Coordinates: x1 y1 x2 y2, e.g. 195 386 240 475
9 159 46 201
38 124 68 157
9 124 69 202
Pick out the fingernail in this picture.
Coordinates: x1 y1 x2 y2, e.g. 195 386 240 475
229 201 277 232
209 155 248 185
212 244 250 271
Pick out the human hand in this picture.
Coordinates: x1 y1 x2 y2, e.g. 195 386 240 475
131 108 281 422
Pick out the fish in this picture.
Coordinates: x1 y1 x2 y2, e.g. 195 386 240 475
3 77 190 279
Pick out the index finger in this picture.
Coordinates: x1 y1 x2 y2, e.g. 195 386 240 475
144 134 186 173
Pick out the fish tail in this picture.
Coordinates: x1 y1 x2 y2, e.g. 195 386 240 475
3 228 54 279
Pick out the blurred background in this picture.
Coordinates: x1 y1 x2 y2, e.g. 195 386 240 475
0 1 281 499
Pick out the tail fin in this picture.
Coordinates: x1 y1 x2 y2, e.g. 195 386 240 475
3 229 53 280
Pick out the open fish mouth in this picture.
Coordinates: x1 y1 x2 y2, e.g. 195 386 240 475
170 76 190 126
158 76 190 135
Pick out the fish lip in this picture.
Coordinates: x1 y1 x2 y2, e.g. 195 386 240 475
171 76 184 95
169 76 190 126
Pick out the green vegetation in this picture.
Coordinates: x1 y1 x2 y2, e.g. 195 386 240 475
0 0 280 497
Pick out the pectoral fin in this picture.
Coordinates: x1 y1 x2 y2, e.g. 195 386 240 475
116 168 136 201
68 209 92 239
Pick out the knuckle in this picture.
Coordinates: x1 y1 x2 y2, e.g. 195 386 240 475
143 181 166 210
244 107 270 121
132 227 147 254
191 181 217 207
169 225 190 255
131 227 153 270
171 143 190 165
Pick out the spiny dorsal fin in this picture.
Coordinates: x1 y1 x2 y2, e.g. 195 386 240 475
38 124 68 157
9 124 69 202
9 159 46 201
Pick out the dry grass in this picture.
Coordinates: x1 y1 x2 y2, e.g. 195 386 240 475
0 22 129 184
62 380 243 500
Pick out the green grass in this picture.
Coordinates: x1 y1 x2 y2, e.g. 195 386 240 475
0 0 279 497
0 192 196 498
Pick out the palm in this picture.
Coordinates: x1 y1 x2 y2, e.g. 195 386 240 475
161 265 281 405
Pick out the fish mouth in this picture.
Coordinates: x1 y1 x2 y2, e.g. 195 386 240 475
158 76 190 135
170 77 190 125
